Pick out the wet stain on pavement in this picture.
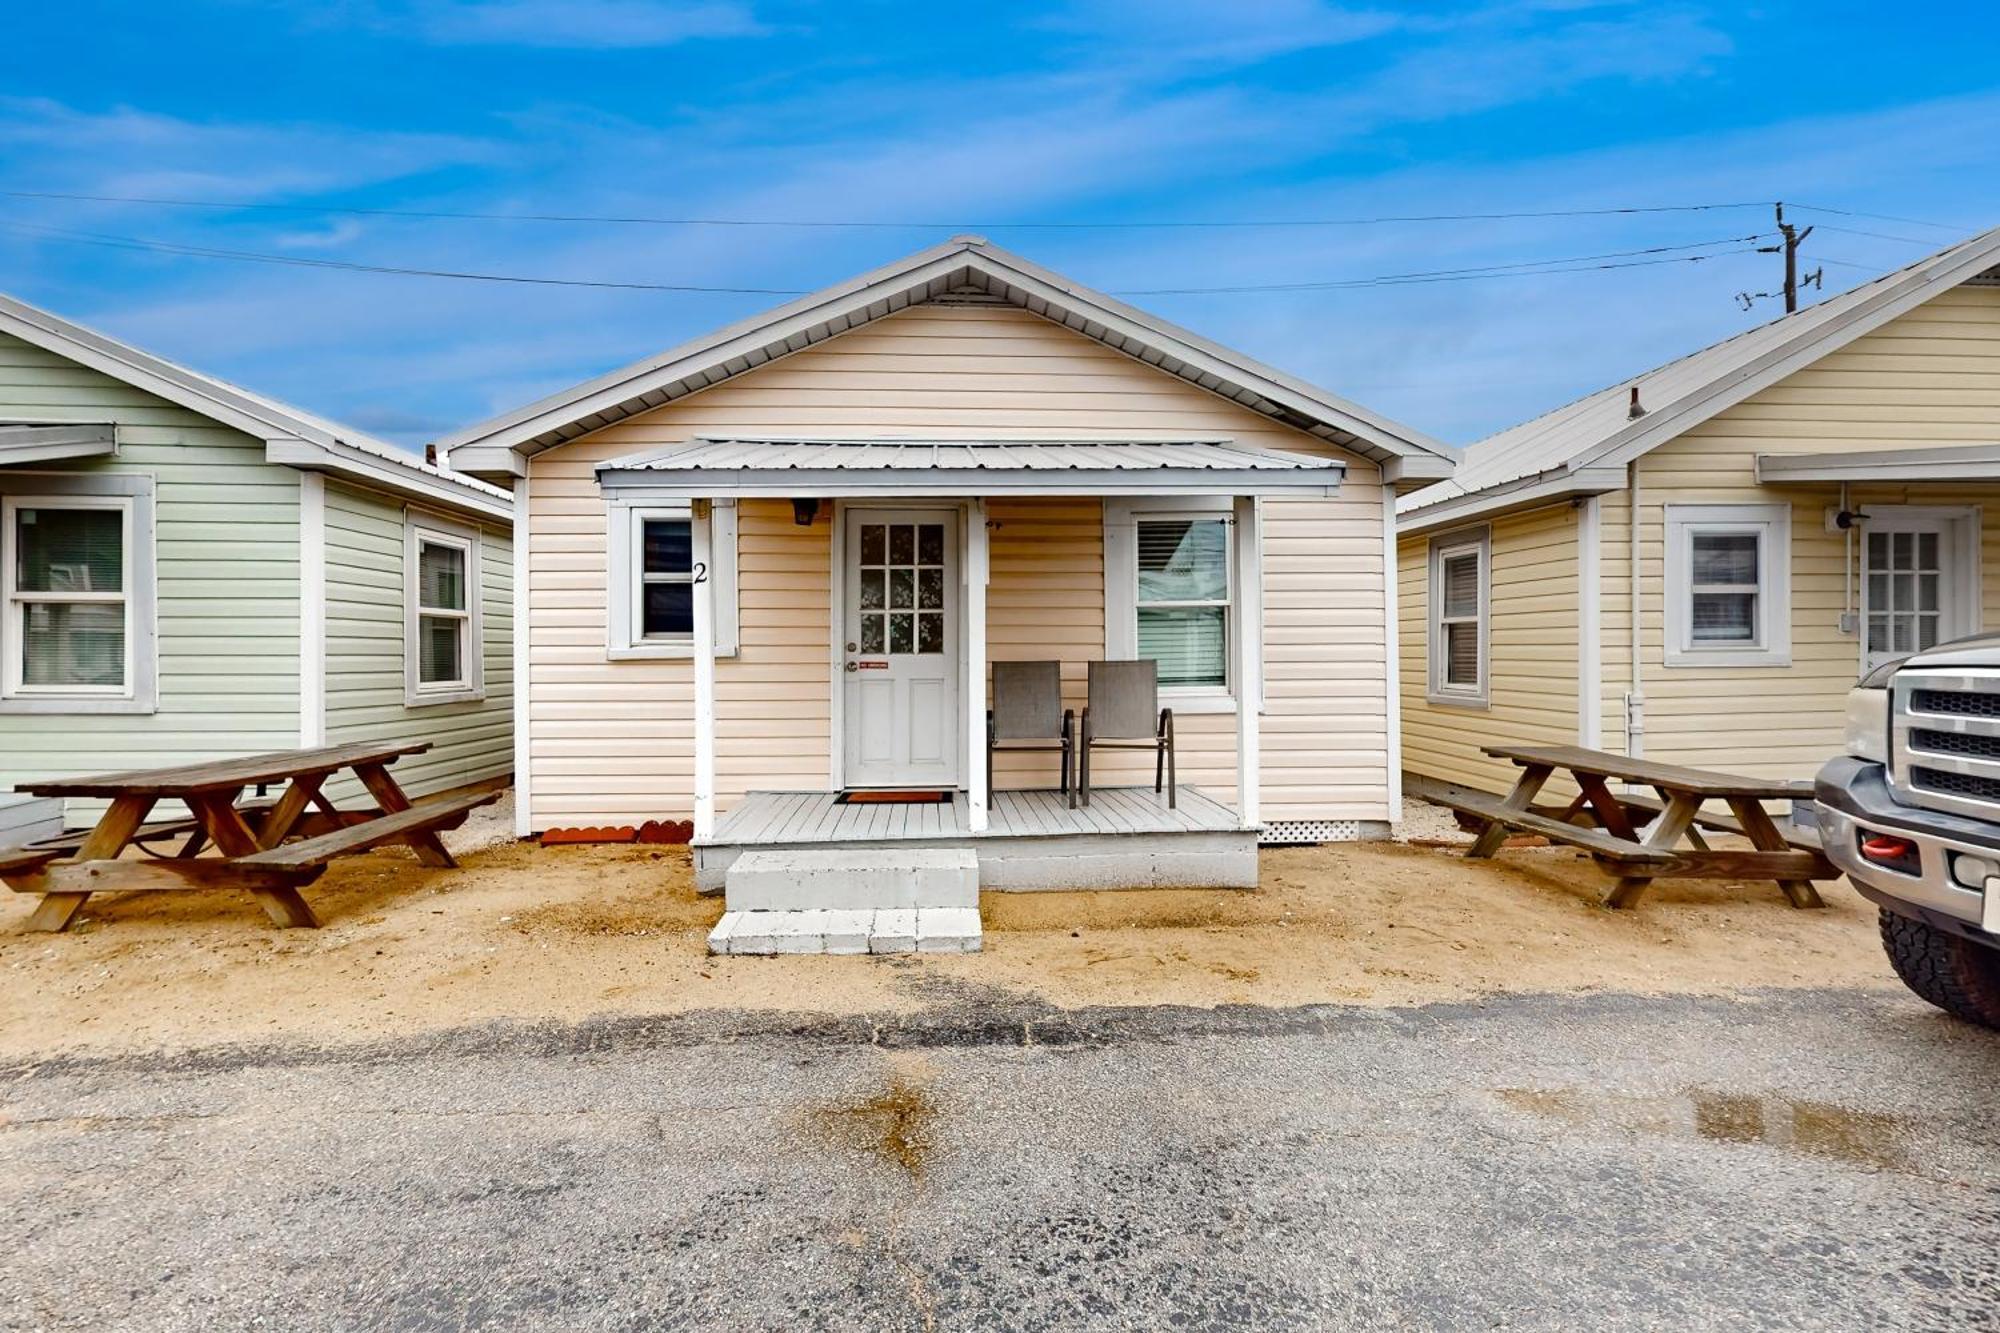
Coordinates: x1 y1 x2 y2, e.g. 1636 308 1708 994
1496 1087 1915 1171
815 1073 939 1180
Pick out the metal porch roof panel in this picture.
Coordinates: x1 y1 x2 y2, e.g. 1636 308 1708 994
601 437 1344 474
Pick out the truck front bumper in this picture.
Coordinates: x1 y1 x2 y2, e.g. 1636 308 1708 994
1815 756 1998 945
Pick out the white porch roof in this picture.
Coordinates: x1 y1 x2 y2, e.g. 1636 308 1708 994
596 436 1344 498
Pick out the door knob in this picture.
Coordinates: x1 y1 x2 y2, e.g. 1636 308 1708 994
845 641 858 651
844 662 859 672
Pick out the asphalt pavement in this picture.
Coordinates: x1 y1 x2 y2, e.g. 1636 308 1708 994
3 983 1996 1331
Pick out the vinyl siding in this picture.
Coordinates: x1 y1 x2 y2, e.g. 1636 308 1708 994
1398 503 1582 794
1622 283 2000 780
0 331 301 815
320 481 513 801
522 301 1392 829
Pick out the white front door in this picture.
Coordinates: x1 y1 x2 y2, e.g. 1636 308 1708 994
842 508 959 788
1862 510 1977 668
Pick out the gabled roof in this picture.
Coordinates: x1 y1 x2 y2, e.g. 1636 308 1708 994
1399 224 2000 532
595 436 1346 498
440 236 1457 487
0 291 510 520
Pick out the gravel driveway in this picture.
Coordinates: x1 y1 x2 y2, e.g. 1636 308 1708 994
3 986 1995 1331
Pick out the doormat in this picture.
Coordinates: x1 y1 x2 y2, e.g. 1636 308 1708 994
836 790 952 805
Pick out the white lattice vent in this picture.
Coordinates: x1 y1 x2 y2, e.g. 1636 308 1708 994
1261 818 1388 845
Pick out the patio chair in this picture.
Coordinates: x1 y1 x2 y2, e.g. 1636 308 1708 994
987 660 1075 797
1074 659 1175 809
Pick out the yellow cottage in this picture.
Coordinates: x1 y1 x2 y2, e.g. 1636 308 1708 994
1397 225 2000 798
443 237 1456 894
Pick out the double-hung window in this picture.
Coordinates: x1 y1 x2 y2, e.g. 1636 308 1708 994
607 500 739 659
1664 503 1790 667
3 496 132 698
1135 516 1231 689
1103 500 1245 712
404 513 484 705
1427 528 1488 705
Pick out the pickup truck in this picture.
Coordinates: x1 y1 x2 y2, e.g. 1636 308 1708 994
1817 635 2000 1028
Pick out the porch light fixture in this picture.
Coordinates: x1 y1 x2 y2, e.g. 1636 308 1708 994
792 497 821 526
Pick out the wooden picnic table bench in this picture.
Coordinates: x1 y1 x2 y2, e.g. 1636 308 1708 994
3 741 500 932
1415 744 1839 911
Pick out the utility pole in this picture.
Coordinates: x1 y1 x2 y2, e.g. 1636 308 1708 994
1736 201 1823 314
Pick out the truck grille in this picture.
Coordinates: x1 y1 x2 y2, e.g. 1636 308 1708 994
1892 669 2000 820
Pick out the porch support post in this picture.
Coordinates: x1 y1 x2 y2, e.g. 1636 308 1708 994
965 498 990 833
1233 493 1262 830
692 498 717 841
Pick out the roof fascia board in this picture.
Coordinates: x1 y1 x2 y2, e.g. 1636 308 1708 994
596 467 1343 500
1398 466 1624 535
267 438 513 521
1381 453 1457 487
1757 446 2000 484
0 423 118 465
1578 233 2000 476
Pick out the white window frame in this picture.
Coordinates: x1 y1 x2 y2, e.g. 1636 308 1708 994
1427 526 1490 707
1103 498 1245 714
404 510 486 707
607 498 738 660
1664 503 1791 668
0 473 157 715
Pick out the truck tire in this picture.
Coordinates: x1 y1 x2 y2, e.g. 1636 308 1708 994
1878 909 2000 1029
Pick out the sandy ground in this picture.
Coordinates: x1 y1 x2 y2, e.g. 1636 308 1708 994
0 802 1899 1059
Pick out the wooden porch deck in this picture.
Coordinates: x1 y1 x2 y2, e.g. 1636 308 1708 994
695 785 1256 892
703 785 1240 846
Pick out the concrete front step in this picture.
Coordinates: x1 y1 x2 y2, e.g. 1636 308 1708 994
708 907 983 956
724 846 980 912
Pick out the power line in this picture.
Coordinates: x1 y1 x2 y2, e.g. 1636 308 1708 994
0 186 1777 231
1120 236 1772 293
0 217 1769 297
1788 202 1967 233
1814 222 1952 246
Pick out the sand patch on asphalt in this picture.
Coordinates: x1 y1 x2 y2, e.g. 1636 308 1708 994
0 830 1896 1059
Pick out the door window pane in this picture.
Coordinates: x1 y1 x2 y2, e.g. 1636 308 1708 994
918 524 944 564
859 568 885 610
860 524 885 565
889 568 914 609
888 612 913 654
918 567 943 609
917 612 943 654
889 524 914 565
860 614 884 653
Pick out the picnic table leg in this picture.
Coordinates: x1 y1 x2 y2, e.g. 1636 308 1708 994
189 795 321 928
1654 785 1711 851
1605 791 1703 910
352 763 457 869
1467 764 1555 858
24 795 157 932
255 775 325 850
1575 774 1639 841
1726 797 1826 909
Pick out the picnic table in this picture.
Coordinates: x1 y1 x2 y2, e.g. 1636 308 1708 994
0 741 500 932
1415 744 1838 910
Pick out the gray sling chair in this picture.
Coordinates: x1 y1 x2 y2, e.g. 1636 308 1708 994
987 660 1075 797
1074 658 1175 809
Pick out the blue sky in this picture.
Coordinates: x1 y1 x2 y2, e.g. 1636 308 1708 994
0 2 1994 448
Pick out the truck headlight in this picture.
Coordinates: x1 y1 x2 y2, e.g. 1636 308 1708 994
1844 686 1888 764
